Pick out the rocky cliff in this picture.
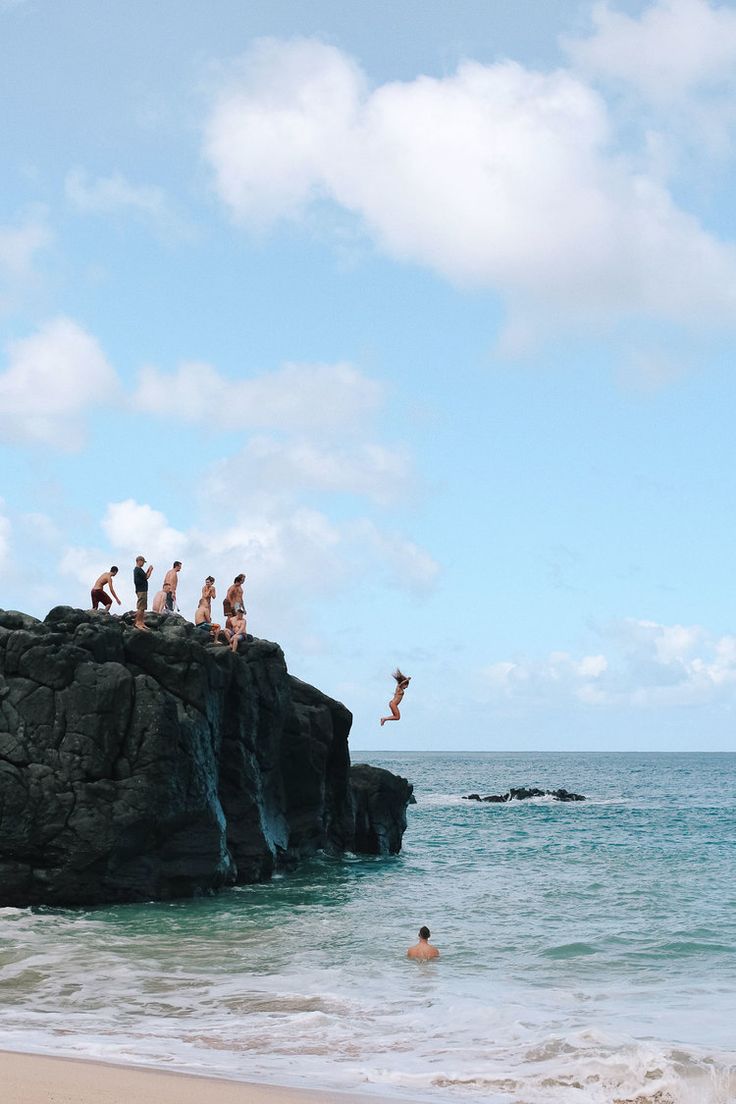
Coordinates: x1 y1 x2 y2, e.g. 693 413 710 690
0 607 413 907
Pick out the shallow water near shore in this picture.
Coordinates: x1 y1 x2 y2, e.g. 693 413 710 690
1 751 735 1104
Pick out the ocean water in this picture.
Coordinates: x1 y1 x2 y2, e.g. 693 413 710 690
1 751 735 1104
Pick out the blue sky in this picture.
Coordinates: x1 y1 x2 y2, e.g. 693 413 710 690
2 0 736 751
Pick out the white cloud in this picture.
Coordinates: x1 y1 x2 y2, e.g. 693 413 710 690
65 168 190 239
20 512 61 545
202 37 736 334
210 435 410 506
0 317 119 448
616 342 692 392
204 38 365 226
0 208 52 312
101 500 188 565
483 617 736 709
133 359 383 433
59 546 117 592
577 653 608 678
67 167 166 218
350 519 440 590
135 357 411 504
565 0 736 104
485 649 609 699
190 500 438 601
0 212 50 278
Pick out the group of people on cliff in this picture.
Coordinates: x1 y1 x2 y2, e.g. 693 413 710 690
91 564 412 723
90 560 249 652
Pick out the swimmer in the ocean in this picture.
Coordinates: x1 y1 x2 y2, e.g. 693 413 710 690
380 668 411 726
407 926 439 960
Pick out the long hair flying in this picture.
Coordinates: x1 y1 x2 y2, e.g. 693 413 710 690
393 668 409 685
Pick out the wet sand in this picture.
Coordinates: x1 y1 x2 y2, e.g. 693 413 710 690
0 1050 408 1104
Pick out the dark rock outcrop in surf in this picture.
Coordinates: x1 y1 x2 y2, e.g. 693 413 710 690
0 606 413 906
463 787 586 803
350 763 415 855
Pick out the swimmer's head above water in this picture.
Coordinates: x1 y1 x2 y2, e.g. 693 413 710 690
407 925 439 959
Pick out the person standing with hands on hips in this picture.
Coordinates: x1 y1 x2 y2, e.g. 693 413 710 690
133 555 153 631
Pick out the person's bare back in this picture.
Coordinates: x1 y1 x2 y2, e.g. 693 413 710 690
90 567 120 610
407 926 439 960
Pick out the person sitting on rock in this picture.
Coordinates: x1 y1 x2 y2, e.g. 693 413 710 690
194 598 212 630
91 567 121 611
194 598 224 643
407 926 439 960
380 668 411 726
229 608 248 652
152 583 171 614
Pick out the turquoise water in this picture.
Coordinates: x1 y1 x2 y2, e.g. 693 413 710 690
1 751 735 1103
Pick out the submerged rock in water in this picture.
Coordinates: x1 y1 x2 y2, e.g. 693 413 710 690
0 607 413 906
463 787 586 803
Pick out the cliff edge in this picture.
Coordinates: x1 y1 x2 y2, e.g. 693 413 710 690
0 607 413 907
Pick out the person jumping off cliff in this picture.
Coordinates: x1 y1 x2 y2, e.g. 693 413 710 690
380 668 411 726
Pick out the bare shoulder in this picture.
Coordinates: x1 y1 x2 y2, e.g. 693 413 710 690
407 945 440 960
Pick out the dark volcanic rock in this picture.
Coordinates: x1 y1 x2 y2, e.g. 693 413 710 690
350 763 414 855
463 787 586 803
0 607 413 906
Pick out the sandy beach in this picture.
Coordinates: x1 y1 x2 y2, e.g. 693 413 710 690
0 1051 406 1104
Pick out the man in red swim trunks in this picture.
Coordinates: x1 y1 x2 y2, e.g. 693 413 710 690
90 567 121 611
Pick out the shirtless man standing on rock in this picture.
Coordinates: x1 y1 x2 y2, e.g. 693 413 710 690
407 926 440 960
91 567 121 611
224 573 245 618
163 561 182 612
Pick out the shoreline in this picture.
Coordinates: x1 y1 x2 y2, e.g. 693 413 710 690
0 1048 681 1104
0 1049 417 1104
